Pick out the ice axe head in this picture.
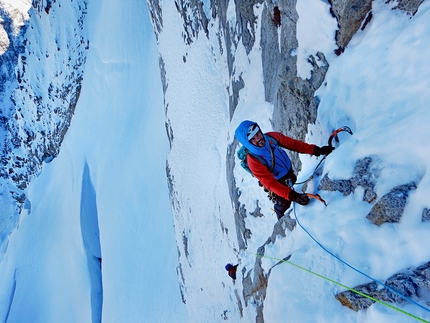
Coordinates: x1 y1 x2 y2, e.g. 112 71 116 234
328 126 353 148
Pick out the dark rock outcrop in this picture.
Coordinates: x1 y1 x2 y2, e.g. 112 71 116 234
391 0 425 16
319 156 377 203
336 261 430 311
366 182 417 225
329 0 425 55
329 0 373 54
335 282 378 311
174 0 209 46
422 208 430 222
242 245 270 323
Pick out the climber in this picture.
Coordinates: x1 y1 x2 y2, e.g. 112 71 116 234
225 263 238 280
235 120 333 219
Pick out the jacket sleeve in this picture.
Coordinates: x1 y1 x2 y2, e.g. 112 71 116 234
266 131 316 155
248 155 293 200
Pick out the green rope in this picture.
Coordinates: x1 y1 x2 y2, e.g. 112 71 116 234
250 252 430 323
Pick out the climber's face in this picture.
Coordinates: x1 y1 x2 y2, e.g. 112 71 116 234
249 131 265 147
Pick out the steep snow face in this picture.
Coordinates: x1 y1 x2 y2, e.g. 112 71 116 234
150 0 430 322
0 0 88 257
147 0 333 319
148 1 244 319
0 1 186 322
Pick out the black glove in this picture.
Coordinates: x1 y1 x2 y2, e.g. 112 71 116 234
313 145 334 156
289 190 310 206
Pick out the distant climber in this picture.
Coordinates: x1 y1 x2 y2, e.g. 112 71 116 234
225 263 238 280
235 120 333 219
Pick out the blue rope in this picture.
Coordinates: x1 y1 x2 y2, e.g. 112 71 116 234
292 203 430 314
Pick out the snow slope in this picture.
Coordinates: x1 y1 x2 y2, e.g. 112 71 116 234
0 1 187 322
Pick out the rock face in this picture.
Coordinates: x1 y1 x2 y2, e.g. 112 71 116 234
318 156 377 203
222 1 330 315
329 0 373 54
392 0 425 15
242 246 269 323
366 182 417 225
260 2 328 170
336 261 430 311
0 0 89 254
328 0 424 54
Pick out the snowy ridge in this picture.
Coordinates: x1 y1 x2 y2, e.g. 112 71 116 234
0 0 31 45
0 0 88 257
151 0 430 322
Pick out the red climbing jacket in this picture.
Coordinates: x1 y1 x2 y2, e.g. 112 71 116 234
247 131 316 201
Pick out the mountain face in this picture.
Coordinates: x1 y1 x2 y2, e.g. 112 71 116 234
0 0 429 322
146 0 429 321
0 0 88 255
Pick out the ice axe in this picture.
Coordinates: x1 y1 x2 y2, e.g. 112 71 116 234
306 193 327 206
328 126 353 148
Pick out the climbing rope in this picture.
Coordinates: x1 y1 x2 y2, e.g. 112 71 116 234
293 126 430 312
285 125 430 316
241 125 429 320
249 250 430 323
292 203 430 315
